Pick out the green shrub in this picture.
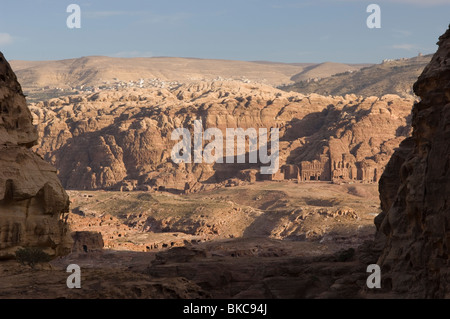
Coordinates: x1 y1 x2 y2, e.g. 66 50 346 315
15 247 51 268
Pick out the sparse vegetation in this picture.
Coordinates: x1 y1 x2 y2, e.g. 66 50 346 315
15 247 51 268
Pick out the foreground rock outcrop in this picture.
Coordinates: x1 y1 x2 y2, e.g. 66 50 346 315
0 52 71 258
375 26 450 298
0 237 368 299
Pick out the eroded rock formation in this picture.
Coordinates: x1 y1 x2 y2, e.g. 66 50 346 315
30 82 414 192
375 26 450 298
71 231 104 253
0 52 71 259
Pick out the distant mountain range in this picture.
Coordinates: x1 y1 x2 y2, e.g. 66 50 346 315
10 56 311 88
281 54 432 99
9 54 430 101
9 56 368 102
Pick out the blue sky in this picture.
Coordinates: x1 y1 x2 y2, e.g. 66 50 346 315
0 0 449 63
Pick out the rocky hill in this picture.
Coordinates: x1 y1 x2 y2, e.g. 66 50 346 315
29 81 414 192
282 54 432 99
373 25 450 298
9 56 370 103
290 62 370 82
10 56 310 88
0 52 72 258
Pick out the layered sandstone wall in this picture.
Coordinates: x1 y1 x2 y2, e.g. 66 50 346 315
375 26 450 298
30 82 414 192
0 52 72 259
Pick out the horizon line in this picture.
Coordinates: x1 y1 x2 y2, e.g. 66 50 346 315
5 52 435 66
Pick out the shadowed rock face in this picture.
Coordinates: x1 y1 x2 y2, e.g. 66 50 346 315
376 26 450 298
0 52 72 259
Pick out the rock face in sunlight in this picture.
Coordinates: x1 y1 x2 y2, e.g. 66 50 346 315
375 26 450 298
30 81 414 192
0 52 72 259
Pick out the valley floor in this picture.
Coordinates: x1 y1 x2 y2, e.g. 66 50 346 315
1 181 388 299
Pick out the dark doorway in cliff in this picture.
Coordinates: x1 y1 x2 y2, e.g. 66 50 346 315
2 179 15 203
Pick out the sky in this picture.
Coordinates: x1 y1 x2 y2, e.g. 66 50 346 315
0 0 449 63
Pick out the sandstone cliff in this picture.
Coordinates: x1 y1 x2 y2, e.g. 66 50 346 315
375 26 450 298
0 52 71 259
30 82 414 192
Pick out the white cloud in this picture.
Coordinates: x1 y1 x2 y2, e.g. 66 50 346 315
271 2 317 9
85 11 190 25
392 43 416 50
85 11 143 18
270 0 450 9
0 33 13 45
111 51 153 58
137 12 191 25
383 0 450 5
333 0 450 6
392 29 413 38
